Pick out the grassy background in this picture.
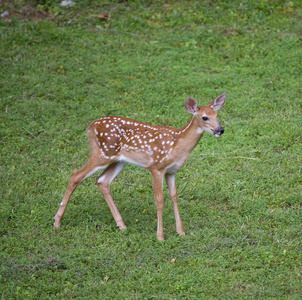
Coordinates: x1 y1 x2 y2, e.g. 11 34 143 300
1 0 302 298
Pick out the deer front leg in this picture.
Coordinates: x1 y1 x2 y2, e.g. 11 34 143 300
150 170 165 241
97 162 127 230
165 173 185 236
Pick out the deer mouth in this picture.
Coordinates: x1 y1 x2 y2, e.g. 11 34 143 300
212 127 224 137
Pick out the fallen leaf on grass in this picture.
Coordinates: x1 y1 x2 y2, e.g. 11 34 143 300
98 13 109 20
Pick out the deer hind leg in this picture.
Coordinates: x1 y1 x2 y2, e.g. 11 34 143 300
97 161 127 230
54 160 108 228
165 173 185 236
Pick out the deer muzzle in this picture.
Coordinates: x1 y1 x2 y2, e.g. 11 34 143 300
213 126 224 137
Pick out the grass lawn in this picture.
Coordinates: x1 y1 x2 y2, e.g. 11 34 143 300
1 0 301 298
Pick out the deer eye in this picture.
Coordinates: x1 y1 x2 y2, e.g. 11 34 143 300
202 116 209 121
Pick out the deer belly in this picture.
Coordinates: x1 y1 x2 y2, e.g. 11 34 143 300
166 159 186 174
117 153 152 168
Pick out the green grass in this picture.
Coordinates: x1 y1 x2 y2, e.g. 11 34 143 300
1 0 302 298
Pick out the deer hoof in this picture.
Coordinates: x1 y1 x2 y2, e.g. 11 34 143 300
53 218 61 228
117 222 126 230
157 235 164 241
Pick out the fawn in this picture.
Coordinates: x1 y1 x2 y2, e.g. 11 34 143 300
54 93 226 240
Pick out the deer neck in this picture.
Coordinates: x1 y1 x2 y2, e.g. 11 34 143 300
175 117 204 152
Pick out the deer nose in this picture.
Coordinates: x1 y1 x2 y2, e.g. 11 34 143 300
213 126 224 137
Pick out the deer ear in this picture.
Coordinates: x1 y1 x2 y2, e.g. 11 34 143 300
186 97 198 114
208 93 226 111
